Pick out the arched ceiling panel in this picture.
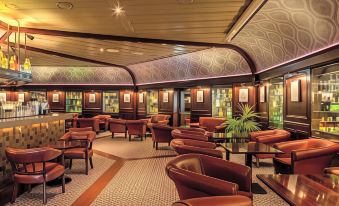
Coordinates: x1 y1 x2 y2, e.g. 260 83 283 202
30 66 133 85
232 0 339 72
129 48 251 85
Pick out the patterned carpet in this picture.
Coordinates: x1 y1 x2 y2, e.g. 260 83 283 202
6 154 115 206
92 135 289 206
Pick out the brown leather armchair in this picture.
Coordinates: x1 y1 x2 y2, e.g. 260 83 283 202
126 120 147 141
273 139 339 174
172 196 252 206
6 147 65 204
171 139 223 159
166 154 252 200
93 115 111 131
189 117 226 132
109 118 127 138
60 130 96 175
151 124 173 149
249 129 291 167
143 114 171 129
172 129 209 142
324 167 339 176
76 118 100 134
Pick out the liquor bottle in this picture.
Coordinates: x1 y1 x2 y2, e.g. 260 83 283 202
23 58 31 73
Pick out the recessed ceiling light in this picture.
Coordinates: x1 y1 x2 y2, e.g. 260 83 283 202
177 0 194 4
106 49 119 53
99 48 104 52
56 2 74 10
132 52 143 55
161 43 167 46
113 5 124 16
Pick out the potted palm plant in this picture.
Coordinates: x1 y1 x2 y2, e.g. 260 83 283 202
225 103 260 138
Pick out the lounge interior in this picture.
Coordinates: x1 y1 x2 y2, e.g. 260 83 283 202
0 0 338 205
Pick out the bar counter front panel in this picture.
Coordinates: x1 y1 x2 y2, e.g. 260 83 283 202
0 113 73 185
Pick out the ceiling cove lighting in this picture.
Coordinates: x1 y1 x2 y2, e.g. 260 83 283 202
135 73 253 86
106 49 119 53
257 42 339 74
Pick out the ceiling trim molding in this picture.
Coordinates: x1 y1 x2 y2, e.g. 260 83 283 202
6 42 137 86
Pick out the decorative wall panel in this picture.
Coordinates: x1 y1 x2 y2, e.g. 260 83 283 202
232 0 339 72
30 66 133 85
129 48 251 85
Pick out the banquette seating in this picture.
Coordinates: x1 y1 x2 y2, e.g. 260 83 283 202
189 117 226 132
166 154 252 200
171 195 252 206
273 138 339 174
249 129 291 167
60 127 96 175
6 147 65 204
171 139 223 158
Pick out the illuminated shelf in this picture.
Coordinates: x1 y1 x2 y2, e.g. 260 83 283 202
0 68 32 86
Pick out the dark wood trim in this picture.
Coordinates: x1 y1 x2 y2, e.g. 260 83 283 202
0 31 11 44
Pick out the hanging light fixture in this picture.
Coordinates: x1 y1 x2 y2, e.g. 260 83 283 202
23 33 31 73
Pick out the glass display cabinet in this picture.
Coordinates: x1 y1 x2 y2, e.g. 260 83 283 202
66 91 82 113
103 91 119 113
147 90 158 115
212 87 232 119
312 62 339 140
180 89 191 126
268 77 284 129
29 91 47 101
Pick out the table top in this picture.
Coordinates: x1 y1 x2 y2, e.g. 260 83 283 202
48 141 81 150
219 142 283 154
257 174 339 206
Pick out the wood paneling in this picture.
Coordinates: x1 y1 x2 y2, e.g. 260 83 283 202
191 87 211 123
137 91 147 119
83 90 102 113
284 70 311 138
232 83 257 116
47 90 65 112
119 90 136 119
158 89 179 126
11 91 30 103
258 82 269 129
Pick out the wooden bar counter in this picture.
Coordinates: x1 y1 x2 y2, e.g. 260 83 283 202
0 113 73 185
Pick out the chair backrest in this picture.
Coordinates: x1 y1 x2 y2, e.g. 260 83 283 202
126 120 146 135
69 127 93 132
151 114 171 123
199 117 226 132
94 115 111 121
167 154 204 175
306 139 337 149
6 147 61 174
172 129 208 142
152 124 173 141
109 118 127 132
69 131 96 150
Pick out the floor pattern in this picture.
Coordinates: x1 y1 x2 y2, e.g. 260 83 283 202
6 154 115 206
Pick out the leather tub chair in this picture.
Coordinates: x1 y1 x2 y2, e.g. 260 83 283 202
172 196 252 206
6 147 65 204
249 129 291 167
151 124 173 149
171 139 223 159
109 118 127 138
189 117 226 132
60 130 96 175
172 129 209 142
143 114 171 129
324 167 339 176
76 118 100 134
126 120 147 141
166 154 252 200
93 115 111 131
273 138 339 174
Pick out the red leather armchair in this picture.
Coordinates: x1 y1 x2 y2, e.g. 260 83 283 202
171 139 223 159
76 118 100 133
166 154 252 200
273 138 339 174
126 120 147 141
6 147 65 204
189 117 226 132
324 167 339 176
249 129 291 167
109 118 127 138
151 124 173 150
172 196 252 206
60 130 96 175
94 115 111 131
172 129 209 142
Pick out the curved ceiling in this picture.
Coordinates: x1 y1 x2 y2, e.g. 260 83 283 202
129 48 251 85
231 0 339 72
30 66 133 85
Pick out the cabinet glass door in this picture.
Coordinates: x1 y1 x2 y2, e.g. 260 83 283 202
268 77 284 129
212 87 232 119
103 91 119 113
66 91 82 113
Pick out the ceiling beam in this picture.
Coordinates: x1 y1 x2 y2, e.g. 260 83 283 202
0 31 11 44
225 0 267 42
6 42 137 86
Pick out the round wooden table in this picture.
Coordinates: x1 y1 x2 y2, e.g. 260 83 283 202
47 141 81 187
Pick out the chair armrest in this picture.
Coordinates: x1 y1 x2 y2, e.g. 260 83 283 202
168 167 238 196
274 140 308 158
43 148 63 162
59 132 71 141
215 125 226 132
293 145 339 161
176 146 223 158
189 123 200 128
256 134 290 144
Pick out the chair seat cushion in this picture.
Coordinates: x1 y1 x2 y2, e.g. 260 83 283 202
15 162 64 184
64 148 93 159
